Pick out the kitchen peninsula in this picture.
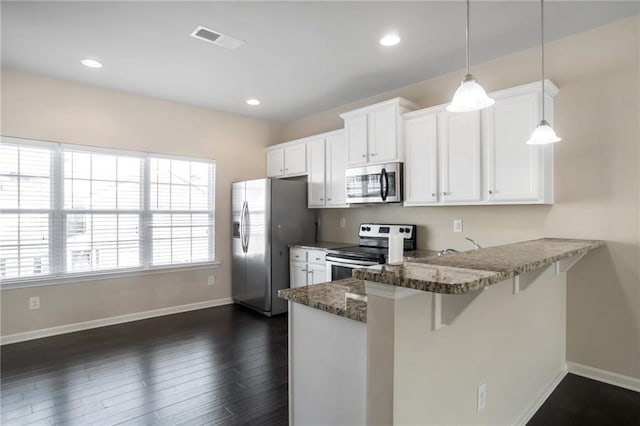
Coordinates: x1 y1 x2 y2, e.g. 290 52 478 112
279 238 604 425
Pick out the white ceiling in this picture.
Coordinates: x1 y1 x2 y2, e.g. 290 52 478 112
2 1 638 122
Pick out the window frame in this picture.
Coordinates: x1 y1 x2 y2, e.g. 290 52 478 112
0 136 218 289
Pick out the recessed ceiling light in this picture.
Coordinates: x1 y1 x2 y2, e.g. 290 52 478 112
246 99 260 106
81 58 103 68
379 34 400 47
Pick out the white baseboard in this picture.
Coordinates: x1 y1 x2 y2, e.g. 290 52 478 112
513 365 568 426
0 297 234 345
568 361 640 393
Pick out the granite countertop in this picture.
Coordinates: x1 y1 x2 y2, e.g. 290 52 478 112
353 238 605 294
290 241 353 250
404 249 439 261
278 278 367 323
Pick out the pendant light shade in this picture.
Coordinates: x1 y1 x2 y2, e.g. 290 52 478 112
447 74 495 112
526 0 561 145
447 0 494 113
526 120 561 145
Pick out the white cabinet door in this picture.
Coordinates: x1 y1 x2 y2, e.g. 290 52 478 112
483 92 544 202
284 144 307 176
438 111 482 203
290 260 308 288
325 132 347 207
266 148 284 177
368 105 398 163
404 114 439 204
307 138 326 208
308 264 327 285
345 115 368 166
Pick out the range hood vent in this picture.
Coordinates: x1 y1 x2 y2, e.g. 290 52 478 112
190 25 245 50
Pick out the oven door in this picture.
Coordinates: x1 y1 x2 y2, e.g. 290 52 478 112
325 256 380 281
345 163 403 204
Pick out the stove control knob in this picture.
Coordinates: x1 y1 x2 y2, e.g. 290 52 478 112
399 228 405 233
405 228 411 233
366 226 371 231
361 226 366 232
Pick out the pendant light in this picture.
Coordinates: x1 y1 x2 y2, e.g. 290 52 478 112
526 0 561 145
447 0 494 112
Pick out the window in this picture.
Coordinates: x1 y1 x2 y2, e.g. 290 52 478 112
0 136 215 286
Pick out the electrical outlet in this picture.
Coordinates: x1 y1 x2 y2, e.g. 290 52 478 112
339 217 346 228
477 383 487 412
29 296 40 310
208 275 215 286
453 219 463 233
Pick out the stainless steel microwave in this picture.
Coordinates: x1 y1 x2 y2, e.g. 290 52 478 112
345 162 403 204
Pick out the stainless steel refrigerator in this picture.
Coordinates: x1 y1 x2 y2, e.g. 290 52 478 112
232 178 315 316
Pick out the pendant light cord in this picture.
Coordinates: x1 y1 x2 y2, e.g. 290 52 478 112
541 0 545 120
466 0 470 75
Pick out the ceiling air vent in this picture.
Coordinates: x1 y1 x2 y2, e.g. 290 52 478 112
190 25 245 50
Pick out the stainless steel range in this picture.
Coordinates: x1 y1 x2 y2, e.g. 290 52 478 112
325 223 417 281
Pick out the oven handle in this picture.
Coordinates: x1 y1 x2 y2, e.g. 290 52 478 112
326 256 380 266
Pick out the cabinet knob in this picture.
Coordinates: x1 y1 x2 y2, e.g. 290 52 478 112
285 168 288 172
280 169 283 172
431 193 436 197
295 254 300 258
301 268 306 272
442 191 448 196
327 198 332 201
315 257 321 261
371 153 376 157
320 198 324 201
361 154 366 158
489 190 494 195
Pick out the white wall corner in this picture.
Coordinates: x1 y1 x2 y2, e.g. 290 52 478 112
513 365 568 426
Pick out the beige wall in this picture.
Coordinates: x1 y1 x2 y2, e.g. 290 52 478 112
281 16 640 379
1 68 282 336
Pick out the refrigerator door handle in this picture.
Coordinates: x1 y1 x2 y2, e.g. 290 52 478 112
240 201 247 253
242 201 250 252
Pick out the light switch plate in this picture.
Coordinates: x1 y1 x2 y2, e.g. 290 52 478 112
208 275 215 286
453 219 463 233
29 296 40 310
477 382 487 412
339 217 346 228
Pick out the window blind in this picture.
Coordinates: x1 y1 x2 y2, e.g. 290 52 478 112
0 136 216 286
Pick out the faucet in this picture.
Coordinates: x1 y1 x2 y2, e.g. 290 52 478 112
465 237 482 250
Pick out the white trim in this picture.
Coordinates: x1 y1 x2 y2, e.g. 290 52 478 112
567 361 640 393
1 261 221 290
0 297 234 345
513 366 568 426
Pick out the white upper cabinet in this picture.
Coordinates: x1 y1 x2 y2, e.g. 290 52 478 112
266 141 307 178
266 149 285 177
439 111 482 203
325 131 347 207
482 82 557 203
404 110 439 205
341 98 419 166
307 137 326 207
402 80 557 206
345 114 368 165
307 130 348 209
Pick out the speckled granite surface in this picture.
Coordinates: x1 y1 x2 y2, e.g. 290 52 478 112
278 278 367 323
353 238 604 294
404 249 439 261
290 242 352 250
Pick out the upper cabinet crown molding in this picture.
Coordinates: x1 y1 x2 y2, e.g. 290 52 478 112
340 97 419 166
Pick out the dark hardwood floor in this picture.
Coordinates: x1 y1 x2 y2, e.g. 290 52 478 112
528 373 640 426
1 304 288 425
3 304 639 426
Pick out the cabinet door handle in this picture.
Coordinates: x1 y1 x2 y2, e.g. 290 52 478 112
315 257 321 261
295 254 300 258
371 153 376 157
361 154 366 158
327 198 332 201
320 198 324 201
489 190 494 195
280 169 283 172
431 193 436 197
285 168 288 172
442 191 448 196
301 268 306 272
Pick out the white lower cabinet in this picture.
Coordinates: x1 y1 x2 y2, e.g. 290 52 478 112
289 247 327 287
403 80 557 206
307 130 348 208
